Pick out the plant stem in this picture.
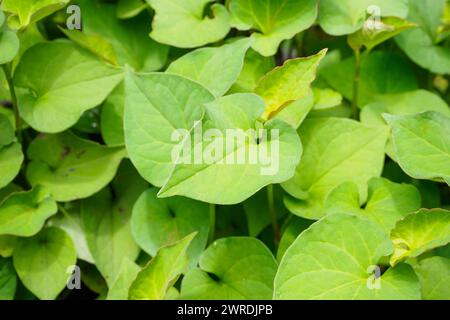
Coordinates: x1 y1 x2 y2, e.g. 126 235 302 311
2 63 21 142
208 203 216 245
351 49 362 120
267 184 281 244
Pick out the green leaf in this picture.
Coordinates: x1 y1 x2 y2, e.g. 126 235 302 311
14 41 123 133
321 51 418 107
384 112 450 185
124 71 214 187
282 118 388 220
326 178 421 234
106 258 140 300
13 227 76 300
228 0 318 56
78 0 168 72
147 0 230 48
26 132 126 201
396 0 450 74
131 188 209 265
117 0 146 19
255 49 327 119
167 38 252 97
59 28 118 65
101 82 125 146
129 233 196 300
181 237 278 300
0 30 20 65
243 185 288 237
348 17 416 52
361 90 450 160
312 87 343 110
0 186 57 237
276 216 312 262
229 49 275 94
1 0 70 29
319 0 409 36
0 258 16 300
413 256 450 300
158 93 302 205
390 209 450 266
0 113 14 146
0 142 24 190
274 214 421 300
272 91 315 129
81 161 147 285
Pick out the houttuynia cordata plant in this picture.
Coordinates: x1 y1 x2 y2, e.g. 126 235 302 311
0 0 449 301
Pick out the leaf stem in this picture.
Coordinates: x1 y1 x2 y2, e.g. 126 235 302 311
267 184 281 244
208 203 216 245
2 63 21 142
351 49 362 120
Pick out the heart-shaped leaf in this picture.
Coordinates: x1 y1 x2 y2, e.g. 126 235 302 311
14 41 123 133
0 186 57 237
158 93 302 205
413 256 450 300
13 227 76 300
228 0 318 56
0 30 19 65
282 118 388 220
181 237 278 300
0 142 23 190
274 213 421 300
26 132 126 201
147 0 230 48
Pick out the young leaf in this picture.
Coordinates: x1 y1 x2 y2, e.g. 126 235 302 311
413 256 450 300
274 214 421 300
131 188 209 265
106 258 140 300
0 143 23 190
384 112 450 185
26 132 127 201
325 178 422 234
13 227 76 300
81 161 147 285
147 0 230 48
124 71 214 187
78 0 169 72
0 258 16 300
1 0 70 29
396 0 450 75
348 17 416 52
158 93 302 205
390 209 450 266
128 233 196 300
319 0 409 36
282 118 388 220
167 38 252 97
228 0 318 56
255 49 327 119
181 237 278 300
14 41 123 133
0 186 57 237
